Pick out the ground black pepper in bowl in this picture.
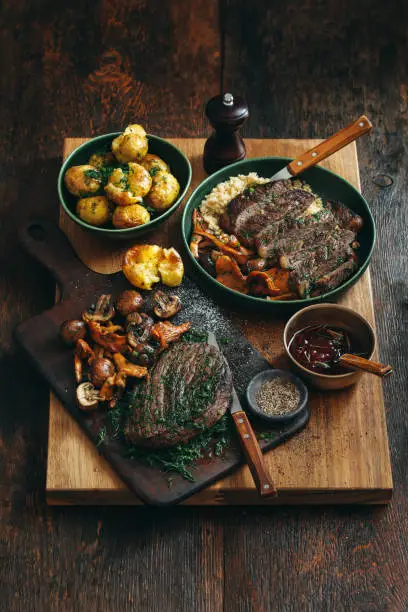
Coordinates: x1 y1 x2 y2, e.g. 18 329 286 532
246 369 308 424
255 378 300 416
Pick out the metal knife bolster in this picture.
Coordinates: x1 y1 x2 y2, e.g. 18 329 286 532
269 166 293 182
207 332 244 415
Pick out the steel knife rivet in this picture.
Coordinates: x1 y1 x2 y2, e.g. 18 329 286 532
243 433 249 439
238 418 244 424
297 161 303 166
263 484 270 489
312 151 317 157
359 121 364 127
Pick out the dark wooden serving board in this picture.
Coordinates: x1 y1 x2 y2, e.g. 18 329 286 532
16 219 309 506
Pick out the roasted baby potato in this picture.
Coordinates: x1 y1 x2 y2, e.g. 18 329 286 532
147 171 180 211
105 162 152 207
111 124 148 163
123 244 163 290
76 196 112 226
112 203 150 229
64 165 101 197
89 151 115 169
158 248 184 287
140 154 169 175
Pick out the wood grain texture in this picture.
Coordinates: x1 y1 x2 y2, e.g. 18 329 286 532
231 411 277 497
1 0 408 610
46 137 392 506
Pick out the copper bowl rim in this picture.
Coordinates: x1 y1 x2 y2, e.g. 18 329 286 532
283 303 376 379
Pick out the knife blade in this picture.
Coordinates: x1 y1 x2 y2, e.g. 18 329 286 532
207 332 242 414
269 115 372 182
207 332 277 497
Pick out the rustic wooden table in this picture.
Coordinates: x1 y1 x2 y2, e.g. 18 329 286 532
1 1 407 610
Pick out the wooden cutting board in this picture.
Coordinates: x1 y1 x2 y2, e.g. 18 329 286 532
46 138 393 505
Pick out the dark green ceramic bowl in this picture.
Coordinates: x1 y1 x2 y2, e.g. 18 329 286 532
181 157 375 312
58 133 192 240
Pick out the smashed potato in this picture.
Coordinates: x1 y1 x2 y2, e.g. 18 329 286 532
112 124 148 163
123 245 184 290
147 171 180 211
105 162 152 207
140 154 169 175
76 196 112 227
123 245 163 290
158 248 184 287
89 151 115 169
112 204 150 229
64 165 101 196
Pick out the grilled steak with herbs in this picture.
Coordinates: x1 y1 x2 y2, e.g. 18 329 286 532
125 341 232 448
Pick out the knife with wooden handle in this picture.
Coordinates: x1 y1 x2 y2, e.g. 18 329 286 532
207 332 277 498
269 115 373 182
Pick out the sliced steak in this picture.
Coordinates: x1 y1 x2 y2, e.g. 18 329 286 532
227 187 315 248
327 200 364 232
280 229 356 297
256 208 335 260
219 180 292 244
125 342 232 448
313 258 358 294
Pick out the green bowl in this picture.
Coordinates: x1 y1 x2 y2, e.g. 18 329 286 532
181 157 376 312
58 133 192 240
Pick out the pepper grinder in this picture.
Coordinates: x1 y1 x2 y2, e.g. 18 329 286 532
203 93 249 174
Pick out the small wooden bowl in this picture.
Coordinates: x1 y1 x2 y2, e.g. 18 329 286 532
283 304 376 391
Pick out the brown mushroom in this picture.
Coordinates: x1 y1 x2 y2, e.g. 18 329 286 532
127 313 154 347
90 357 115 388
153 290 182 319
60 319 87 347
246 258 268 273
82 294 115 323
128 342 157 367
115 290 144 317
76 382 99 411
126 311 143 328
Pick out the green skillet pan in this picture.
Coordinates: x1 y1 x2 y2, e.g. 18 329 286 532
181 157 375 313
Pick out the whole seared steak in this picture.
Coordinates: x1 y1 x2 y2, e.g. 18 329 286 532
125 341 232 448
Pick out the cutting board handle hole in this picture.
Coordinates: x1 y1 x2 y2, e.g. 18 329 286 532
28 224 46 242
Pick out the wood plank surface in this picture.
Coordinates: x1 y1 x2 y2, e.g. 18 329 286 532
46 137 393 505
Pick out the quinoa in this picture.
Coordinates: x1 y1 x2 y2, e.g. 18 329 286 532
199 174 323 237
200 173 269 236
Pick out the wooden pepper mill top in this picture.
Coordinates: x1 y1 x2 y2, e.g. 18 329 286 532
203 93 249 174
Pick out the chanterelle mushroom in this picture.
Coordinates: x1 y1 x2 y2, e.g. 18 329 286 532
87 320 127 353
74 339 95 383
153 290 181 319
76 382 99 411
82 294 115 323
151 320 191 349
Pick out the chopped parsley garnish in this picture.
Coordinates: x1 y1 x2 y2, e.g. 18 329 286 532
149 166 161 177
